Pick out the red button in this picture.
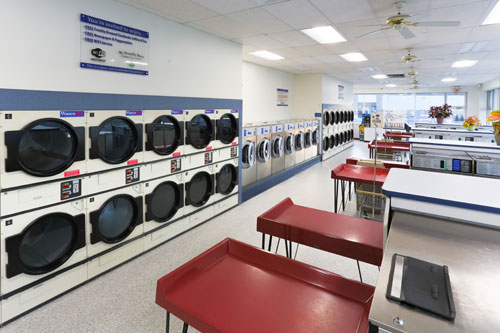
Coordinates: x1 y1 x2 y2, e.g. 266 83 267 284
173 152 181 157
232 142 237 145
206 146 213 151
64 170 80 177
127 159 139 165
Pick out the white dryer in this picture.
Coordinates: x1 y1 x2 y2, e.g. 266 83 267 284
256 125 272 181
241 127 257 187
295 122 305 164
87 110 143 174
184 109 216 156
143 110 184 163
214 158 239 216
184 165 216 226
0 110 86 190
271 124 285 175
214 109 239 150
284 122 296 169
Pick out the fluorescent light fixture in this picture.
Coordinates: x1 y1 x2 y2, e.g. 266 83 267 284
372 74 388 79
301 26 346 44
441 77 457 82
386 83 397 87
451 60 478 68
482 0 500 25
339 52 368 62
249 50 284 60
458 41 488 54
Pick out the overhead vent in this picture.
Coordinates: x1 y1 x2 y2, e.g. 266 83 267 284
387 74 406 79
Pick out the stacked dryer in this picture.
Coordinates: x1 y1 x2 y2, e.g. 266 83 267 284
321 105 355 161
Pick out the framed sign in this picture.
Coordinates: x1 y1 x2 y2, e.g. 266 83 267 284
277 88 288 106
338 85 344 99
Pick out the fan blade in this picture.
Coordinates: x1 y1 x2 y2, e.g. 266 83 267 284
421 57 445 61
416 21 460 27
399 27 415 39
357 28 385 39
356 24 385 27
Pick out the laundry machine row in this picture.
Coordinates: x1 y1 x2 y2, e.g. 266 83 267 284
321 105 355 161
0 109 239 191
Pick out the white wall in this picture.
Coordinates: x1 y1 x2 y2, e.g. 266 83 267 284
242 61 295 124
322 75 354 105
293 74 322 119
0 0 242 99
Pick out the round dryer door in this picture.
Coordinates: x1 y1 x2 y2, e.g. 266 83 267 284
339 111 344 124
241 141 256 169
335 134 340 146
350 111 354 122
149 115 181 155
329 111 335 125
351 129 354 140
148 181 182 222
271 136 284 158
17 119 79 176
96 117 139 164
335 111 340 124
322 112 329 127
217 164 237 195
323 137 329 151
95 195 139 243
256 138 271 163
187 115 213 149
329 135 335 149
186 172 213 207
304 130 312 148
285 134 295 155
312 130 318 145
217 113 238 144
295 132 304 151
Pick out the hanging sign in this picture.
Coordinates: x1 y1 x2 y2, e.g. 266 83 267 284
277 88 288 106
338 85 345 99
80 14 149 75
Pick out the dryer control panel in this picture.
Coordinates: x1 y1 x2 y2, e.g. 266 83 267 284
125 167 140 184
60 179 82 200
171 158 182 173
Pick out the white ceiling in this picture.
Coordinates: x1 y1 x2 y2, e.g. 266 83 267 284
116 0 500 87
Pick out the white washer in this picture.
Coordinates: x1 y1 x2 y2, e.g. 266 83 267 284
284 122 296 169
184 109 216 156
143 110 184 163
295 122 305 164
256 125 272 181
213 109 239 150
214 158 239 216
271 124 285 175
241 127 257 187
184 165 216 226
87 110 144 174
303 120 315 160
0 110 87 190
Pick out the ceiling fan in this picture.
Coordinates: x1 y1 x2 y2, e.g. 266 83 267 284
357 1 461 39
386 48 444 65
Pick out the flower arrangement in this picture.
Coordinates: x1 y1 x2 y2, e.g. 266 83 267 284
487 110 500 135
428 104 453 119
463 115 481 130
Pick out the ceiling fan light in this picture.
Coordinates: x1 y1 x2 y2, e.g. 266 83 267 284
339 52 368 62
482 0 500 25
301 26 346 44
441 77 457 82
451 60 478 68
372 74 388 79
249 50 284 60
386 84 397 87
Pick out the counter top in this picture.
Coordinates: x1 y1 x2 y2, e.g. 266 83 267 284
409 138 500 150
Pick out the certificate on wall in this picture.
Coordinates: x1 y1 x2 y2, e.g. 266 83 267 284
80 14 149 75
277 88 288 106
338 85 344 99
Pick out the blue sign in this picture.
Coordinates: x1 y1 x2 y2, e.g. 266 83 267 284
231 109 239 113
81 14 149 38
60 111 84 117
80 63 148 76
205 110 214 114
126 110 143 116
172 110 184 115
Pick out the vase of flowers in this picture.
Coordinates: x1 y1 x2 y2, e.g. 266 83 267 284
463 116 481 131
428 104 453 124
487 110 500 146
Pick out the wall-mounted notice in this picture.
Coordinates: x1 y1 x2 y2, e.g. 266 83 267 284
277 88 288 106
80 14 149 75
338 85 344 99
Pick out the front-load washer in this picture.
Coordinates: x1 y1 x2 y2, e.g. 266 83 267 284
271 124 285 175
87 110 143 174
87 184 144 278
284 122 296 169
143 110 184 163
312 120 320 157
304 121 314 160
1 110 86 190
214 109 239 150
241 127 257 187
214 158 238 216
256 125 272 181
184 109 216 156
184 165 216 226
295 122 305 164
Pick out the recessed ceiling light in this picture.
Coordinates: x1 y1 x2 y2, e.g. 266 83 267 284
451 60 478 68
301 26 346 44
386 84 396 87
249 50 284 60
339 52 368 62
482 0 500 25
441 77 457 82
372 74 388 79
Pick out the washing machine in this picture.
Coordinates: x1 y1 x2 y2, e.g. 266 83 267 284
294 122 305 164
214 158 239 216
256 125 272 181
214 109 239 150
271 123 285 175
0 110 87 190
284 122 296 169
184 164 216 226
304 120 315 160
87 110 143 174
312 120 320 157
184 109 216 156
143 110 184 163
86 183 144 278
241 127 257 187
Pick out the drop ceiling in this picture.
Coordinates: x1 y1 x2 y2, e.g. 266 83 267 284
116 0 500 87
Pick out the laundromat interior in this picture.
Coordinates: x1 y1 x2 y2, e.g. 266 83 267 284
2 0 500 332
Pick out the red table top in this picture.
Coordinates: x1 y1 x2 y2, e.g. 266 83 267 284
346 157 410 170
156 238 374 333
257 198 383 266
368 141 410 151
331 163 389 186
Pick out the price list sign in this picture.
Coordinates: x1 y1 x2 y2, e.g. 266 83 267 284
80 14 149 75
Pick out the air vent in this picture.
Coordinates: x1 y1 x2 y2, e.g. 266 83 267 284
387 74 406 79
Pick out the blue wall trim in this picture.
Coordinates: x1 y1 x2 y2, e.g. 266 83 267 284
241 156 321 202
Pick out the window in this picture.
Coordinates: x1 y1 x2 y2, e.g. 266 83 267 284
446 93 466 123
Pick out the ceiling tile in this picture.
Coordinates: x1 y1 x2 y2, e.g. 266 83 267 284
353 37 391 52
295 44 332 56
273 47 309 58
368 0 430 18
315 55 343 63
311 0 376 24
263 0 330 30
191 15 259 39
268 30 316 47
467 24 500 42
421 1 490 30
294 57 323 65
125 0 218 22
239 35 288 49
227 7 292 33
191 0 256 14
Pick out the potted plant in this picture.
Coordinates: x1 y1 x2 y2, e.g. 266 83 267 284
428 104 453 124
487 110 500 145
463 115 481 131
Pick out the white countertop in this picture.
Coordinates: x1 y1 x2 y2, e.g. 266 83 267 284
409 138 500 150
414 128 493 134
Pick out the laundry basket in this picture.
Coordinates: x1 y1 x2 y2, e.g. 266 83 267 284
356 183 385 222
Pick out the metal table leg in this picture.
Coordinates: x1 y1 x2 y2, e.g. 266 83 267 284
267 235 273 251
334 178 338 213
166 312 170 333
357 260 363 283
183 322 189 333
261 233 265 250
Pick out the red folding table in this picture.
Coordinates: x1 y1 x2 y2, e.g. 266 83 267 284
383 131 413 140
346 157 410 170
368 140 410 159
156 238 376 333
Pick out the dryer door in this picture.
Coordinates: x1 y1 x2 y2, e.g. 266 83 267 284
5 119 85 176
185 171 214 207
304 130 312 148
329 135 335 149
5 213 85 278
241 141 256 169
329 111 335 125
186 114 214 149
217 113 238 144
216 164 238 195
295 132 304 151
271 136 284 158
285 134 295 155
312 130 319 146
146 115 183 155
323 112 329 127
323 137 329 151
335 134 340 147
256 138 271 163
146 181 184 222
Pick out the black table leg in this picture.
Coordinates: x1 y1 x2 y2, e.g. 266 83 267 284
349 181 352 201
341 180 346 211
357 260 363 283
285 239 289 258
166 312 170 333
261 233 265 250
183 322 189 333
267 235 273 251
334 179 338 213
289 240 292 259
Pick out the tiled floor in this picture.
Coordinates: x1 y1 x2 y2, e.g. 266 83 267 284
1 141 377 333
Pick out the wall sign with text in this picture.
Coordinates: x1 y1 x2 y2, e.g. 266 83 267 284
277 88 289 106
338 85 344 100
80 14 149 75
